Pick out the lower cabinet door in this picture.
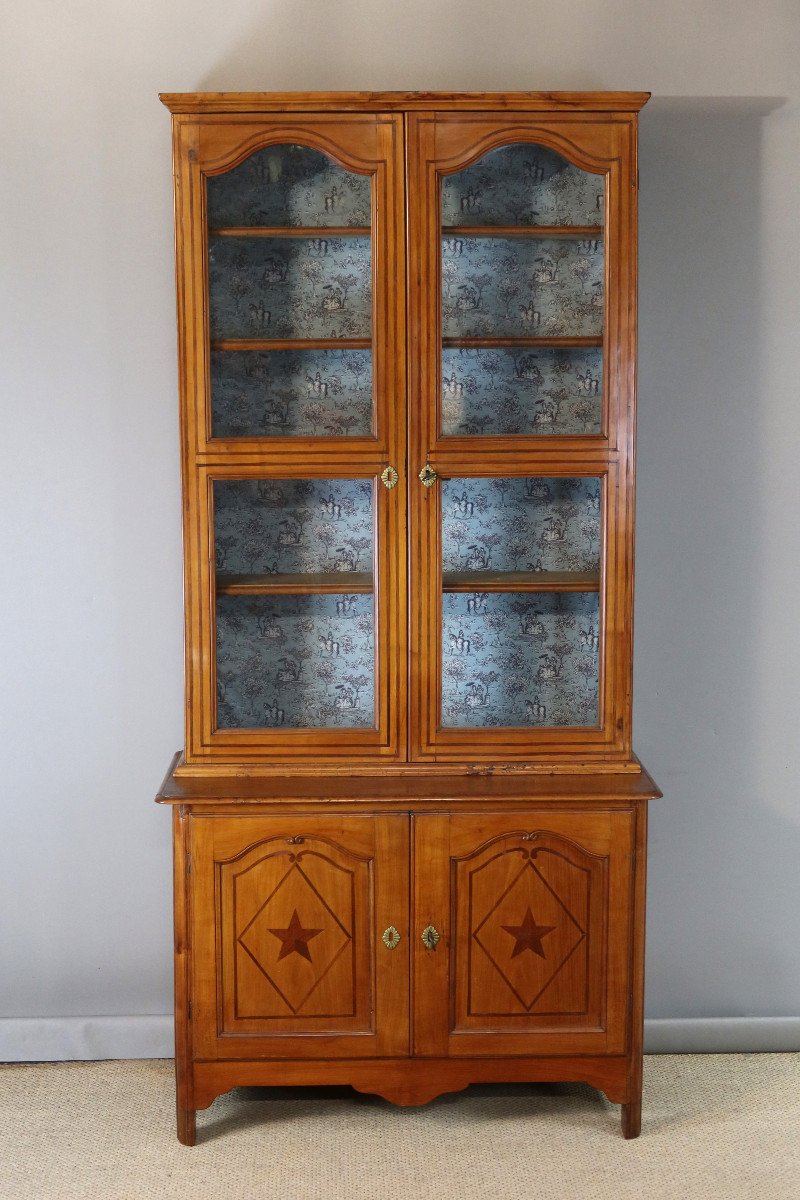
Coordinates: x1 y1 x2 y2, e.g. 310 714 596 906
413 809 634 1057
190 813 409 1059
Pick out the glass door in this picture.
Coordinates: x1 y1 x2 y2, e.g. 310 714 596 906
407 113 635 763
175 116 406 763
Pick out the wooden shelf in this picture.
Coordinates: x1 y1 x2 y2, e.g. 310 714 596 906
442 225 603 238
442 570 600 593
442 336 603 349
217 572 373 596
211 338 372 352
209 226 371 238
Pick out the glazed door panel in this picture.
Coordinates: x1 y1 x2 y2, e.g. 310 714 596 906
406 111 635 459
191 813 409 1059
174 112 405 459
413 810 634 1057
407 113 637 764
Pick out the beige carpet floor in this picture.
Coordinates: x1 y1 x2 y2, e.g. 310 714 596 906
0 1055 798 1199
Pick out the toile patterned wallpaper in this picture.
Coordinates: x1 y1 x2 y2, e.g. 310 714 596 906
442 592 599 728
441 142 604 228
216 594 375 729
206 144 372 229
211 349 373 438
203 144 605 734
441 477 601 574
441 235 603 339
441 347 602 436
213 479 373 577
208 236 372 341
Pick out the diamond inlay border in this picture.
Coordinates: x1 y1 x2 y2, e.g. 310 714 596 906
470 849 588 1014
234 855 354 1017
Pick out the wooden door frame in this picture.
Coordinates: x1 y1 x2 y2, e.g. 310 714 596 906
189 811 410 1060
170 114 408 767
411 808 636 1058
406 112 639 766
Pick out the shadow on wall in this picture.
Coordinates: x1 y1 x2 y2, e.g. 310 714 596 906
192 0 611 93
635 97 800 1023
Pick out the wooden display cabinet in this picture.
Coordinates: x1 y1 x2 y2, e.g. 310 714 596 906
156 90 660 1145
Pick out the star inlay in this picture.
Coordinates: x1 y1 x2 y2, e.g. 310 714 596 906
267 909 323 962
502 907 556 959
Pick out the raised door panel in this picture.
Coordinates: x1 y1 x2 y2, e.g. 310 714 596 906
191 813 409 1059
413 810 633 1057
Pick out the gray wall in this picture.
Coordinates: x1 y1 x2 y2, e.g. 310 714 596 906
2 0 798 1058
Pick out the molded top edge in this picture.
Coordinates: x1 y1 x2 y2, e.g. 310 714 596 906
159 91 651 115
155 753 662 804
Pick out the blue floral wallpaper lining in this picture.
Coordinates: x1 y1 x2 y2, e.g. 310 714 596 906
206 144 372 228
441 143 604 228
442 236 603 339
203 144 605 734
208 236 372 341
216 594 375 729
210 349 373 438
442 477 601 574
213 479 374 577
442 592 599 728
441 347 602 436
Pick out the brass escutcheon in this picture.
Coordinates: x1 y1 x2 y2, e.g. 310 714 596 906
382 926 401 950
380 465 399 490
421 925 440 950
418 463 438 487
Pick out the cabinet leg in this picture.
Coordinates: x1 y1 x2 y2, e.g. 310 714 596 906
621 1097 641 1139
177 1103 196 1146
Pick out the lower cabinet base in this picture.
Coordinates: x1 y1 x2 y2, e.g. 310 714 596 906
176 1053 642 1145
159 759 661 1148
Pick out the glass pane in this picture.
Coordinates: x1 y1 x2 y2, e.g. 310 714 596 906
208 235 372 340
213 478 376 731
211 349 372 438
441 142 604 438
441 346 602 436
440 476 601 729
206 144 374 439
441 235 602 340
207 144 371 228
442 592 599 727
216 594 375 730
442 478 601 574
214 479 373 576
442 143 604 228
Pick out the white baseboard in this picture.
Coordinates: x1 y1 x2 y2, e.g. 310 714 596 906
1 1015 798 1062
0 1016 173 1062
644 1017 800 1054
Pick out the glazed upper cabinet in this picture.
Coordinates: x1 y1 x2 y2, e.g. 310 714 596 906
171 106 638 771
